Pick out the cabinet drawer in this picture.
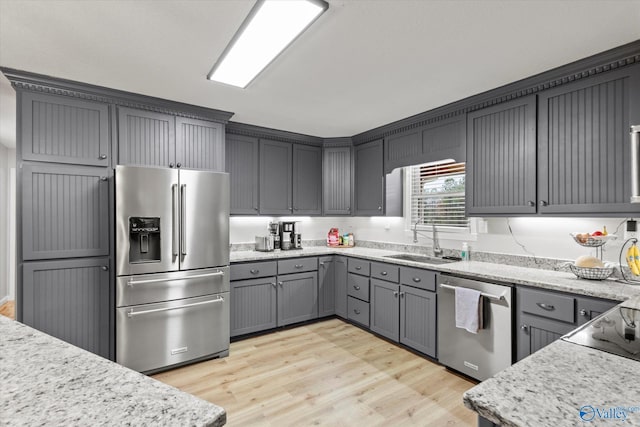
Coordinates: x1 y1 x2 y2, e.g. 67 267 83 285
400 267 436 292
278 257 318 275
348 296 370 327
370 262 399 283
519 288 575 323
348 258 370 276
348 273 370 301
231 261 277 281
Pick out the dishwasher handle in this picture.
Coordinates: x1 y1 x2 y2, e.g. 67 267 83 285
439 283 506 301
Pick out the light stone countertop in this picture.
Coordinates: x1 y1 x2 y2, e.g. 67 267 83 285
0 316 226 426
230 247 640 301
463 340 640 427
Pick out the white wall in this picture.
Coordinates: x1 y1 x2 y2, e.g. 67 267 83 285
231 215 637 263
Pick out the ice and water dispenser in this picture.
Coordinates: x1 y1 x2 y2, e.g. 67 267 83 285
129 217 161 263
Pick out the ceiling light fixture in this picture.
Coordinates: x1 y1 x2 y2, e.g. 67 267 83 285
207 0 328 88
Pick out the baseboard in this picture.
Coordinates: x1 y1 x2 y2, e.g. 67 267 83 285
0 296 9 306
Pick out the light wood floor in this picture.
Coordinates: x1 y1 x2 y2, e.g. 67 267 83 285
153 319 477 426
0 300 15 319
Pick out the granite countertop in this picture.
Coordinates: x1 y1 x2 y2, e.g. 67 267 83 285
230 247 640 301
0 316 226 426
463 339 640 427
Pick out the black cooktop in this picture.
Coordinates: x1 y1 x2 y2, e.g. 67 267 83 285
563 306 640 362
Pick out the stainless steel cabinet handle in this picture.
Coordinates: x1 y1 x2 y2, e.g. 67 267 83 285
400 292 405 298
271 283 276 288
100 176 108 181
278 281 283 286
250 269 259 274
354 285 361 290
579 309 588 316
378 206 382 210
172 184 179 257
412 277 421 283
521 324 529 332
101 266 109 271
169 163 175 168
536 302 555 311
393 291 398 297
355 266 362 270
254 206 259 211
127 296 224 318
527 200 535 207
354 309 361 315
180 184 187 256
176 163 182 168
99 154 107 160
539 200 548 207
295 264 303 268
127 271 224 287
380 271 388 276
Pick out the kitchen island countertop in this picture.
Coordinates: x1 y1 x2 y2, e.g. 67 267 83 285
0 316 226 426
230 247 640 301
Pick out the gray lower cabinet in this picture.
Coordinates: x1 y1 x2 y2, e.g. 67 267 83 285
370 279 400 341
466 95 537 216
293 144 322 215
175 117 224 172
259 139 292 215
399 284 436 357
21 164 110 260
334 256 348 318
278 271 318 326
516 286 616 361
323 145 352 215
226 134 259 215
118 107 176 168
230 276 277 337
318 256 336 317
22 258 110 358
354 139 384 215
20 91 110 166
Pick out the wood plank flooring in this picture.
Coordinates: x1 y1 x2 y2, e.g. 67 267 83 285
153 319 478 426
0 300 15 319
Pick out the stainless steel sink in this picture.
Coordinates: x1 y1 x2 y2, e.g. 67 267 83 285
383 254 456 265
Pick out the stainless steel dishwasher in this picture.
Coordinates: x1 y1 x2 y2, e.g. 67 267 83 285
437 274 513 381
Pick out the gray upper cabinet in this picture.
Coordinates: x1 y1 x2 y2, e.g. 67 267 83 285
21 92 110 166
354 139 384 215
22 164 110 260
117 107 176 168
293 144 322 215
466 95 537 216
176 117 224 172
323 146 352 215
318 256 336 317
22 258 111 358
538 65 640 214
384 130 421 173
226 134 259 215
259 139 292 215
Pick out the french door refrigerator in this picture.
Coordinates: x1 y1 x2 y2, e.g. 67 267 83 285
115 165 230 373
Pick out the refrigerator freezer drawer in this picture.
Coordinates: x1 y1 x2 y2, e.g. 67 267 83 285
116 267 229 307
116 293 230 373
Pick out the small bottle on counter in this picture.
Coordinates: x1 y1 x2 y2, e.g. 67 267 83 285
348 233 354 247
461 242 470 261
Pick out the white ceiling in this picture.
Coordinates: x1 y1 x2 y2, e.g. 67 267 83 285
1 0 640 145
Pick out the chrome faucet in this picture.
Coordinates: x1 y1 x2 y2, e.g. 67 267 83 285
413 217 443 257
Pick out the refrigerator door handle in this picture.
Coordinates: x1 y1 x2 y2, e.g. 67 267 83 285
181 184 187 256
172 184 179 257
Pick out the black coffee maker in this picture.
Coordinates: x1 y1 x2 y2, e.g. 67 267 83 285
279 221 295 250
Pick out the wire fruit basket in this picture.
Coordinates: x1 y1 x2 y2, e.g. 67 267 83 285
566 264 614 280
569 233 617 248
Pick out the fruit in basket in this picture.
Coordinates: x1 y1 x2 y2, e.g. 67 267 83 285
576 233 590 243
627 244 640 276
602 226 608 236
591 230 603 236
575 255 604 268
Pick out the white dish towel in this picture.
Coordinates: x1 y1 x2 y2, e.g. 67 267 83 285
455 287 483 334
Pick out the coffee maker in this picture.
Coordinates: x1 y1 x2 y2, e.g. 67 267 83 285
280 221 295 250
268 222 281 250
293 222 302 249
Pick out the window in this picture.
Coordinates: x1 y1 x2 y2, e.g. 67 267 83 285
408 160 468 229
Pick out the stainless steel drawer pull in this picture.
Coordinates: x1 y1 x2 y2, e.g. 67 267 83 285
412 277 421 283
521 324 529 332
353 285 361 290
295 264 303 268
355 266 362 270
127 297 224 318
354 309 361 315
579 309 588 316
127 271 224 287
380 271 388 276
250 269 259 274
536 302 555 311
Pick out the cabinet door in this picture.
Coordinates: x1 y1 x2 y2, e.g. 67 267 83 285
385 129 421 173
516 312 574 361
576 296 617 326
118 107 176 168
230 277 277 337
21 92 110 166
318 257 336 317
538 65 640 214
176 117 224 172
259 139 292 215
323 146 352 215
226 134 259 215
334 256 348 318
277 272 318 326
466 96 537 215
22 164 110 260
354 139 384 215
22 258 110 358
370 279 400 341
293 144 322 215
400 285 436 357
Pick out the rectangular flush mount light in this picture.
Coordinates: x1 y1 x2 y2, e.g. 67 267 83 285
207 0 328 88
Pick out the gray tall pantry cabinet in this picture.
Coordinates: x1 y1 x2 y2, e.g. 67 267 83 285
9 69 233 361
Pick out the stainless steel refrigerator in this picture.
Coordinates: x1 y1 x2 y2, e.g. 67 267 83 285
115 165 230 373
